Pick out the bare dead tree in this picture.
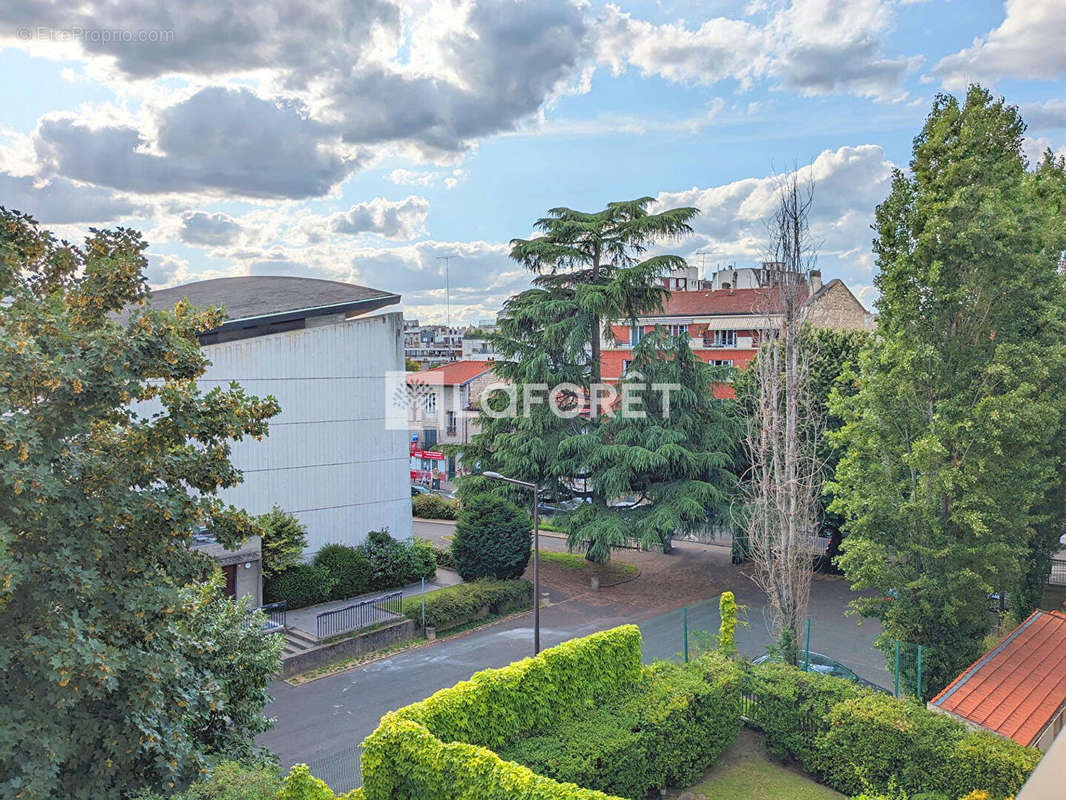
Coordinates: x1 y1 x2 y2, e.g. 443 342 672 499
741 169 824 664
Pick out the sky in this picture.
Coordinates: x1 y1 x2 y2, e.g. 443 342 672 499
2 0 1066 325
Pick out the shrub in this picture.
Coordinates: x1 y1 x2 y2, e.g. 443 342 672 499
746 661 864 770
502 654 743 798
451 493 531 580
409 537 438 580
401 579 532 631
358 529 436 590
818 693 964 797
313 544 372 600
944 730 1041 800
431 544 455 570
386 625 643 751
412 493 459 520
258 506 308 578
264 563 335 609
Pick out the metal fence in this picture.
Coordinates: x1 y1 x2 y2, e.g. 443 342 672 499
261 601 287 631
1049 558 1066 587
316 590 403 640
305 743 361 794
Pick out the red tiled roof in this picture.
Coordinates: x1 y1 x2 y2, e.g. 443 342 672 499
658 286 807 316
930 610 1066 746
407 360 494 386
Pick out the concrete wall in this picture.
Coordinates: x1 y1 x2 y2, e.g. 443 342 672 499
281 618 416 678
195 311 412 555
804 280 875 330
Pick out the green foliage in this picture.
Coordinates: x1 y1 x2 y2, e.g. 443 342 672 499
458 199 733 564
383 625 643 751
313 544 372 601
275 765 335 800
452 493 532 580
717 591 743 656
132 760 283 800
819 694 1037 800
361 626 645 800
264 563 335 609
362 718 624 800
559 329 739 559
431 543 456 570
746 661 865 770
829 86 1066 693
0 211 282 799
401 579 532 631
405 358 421 372
502 655 744 798
943 730 1042 800
359 529 436 590
411 493 459 520
258 506 308 578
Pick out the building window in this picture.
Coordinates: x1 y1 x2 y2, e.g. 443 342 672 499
667 324 687 340
622 359 632 373
629 325 645 346
708 329 737 348
445 411 457 436
711 359 734 367
424 393 437 416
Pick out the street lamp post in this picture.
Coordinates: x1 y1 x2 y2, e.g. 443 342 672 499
482 471 540 654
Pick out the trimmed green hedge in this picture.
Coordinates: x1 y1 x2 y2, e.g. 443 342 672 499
313 544 372 601
362 718 622 800
381 625 643 751
401 579 531 631
746 661 865 770
412 493 459 520
263 563 335 609
451 493 531 580
745 663 1040 800
820 694 1040 799
501 654 744 798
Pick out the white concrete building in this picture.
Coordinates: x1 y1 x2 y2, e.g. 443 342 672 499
150 276 413 556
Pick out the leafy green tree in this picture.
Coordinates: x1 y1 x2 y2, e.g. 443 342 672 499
451 493 532 580
460 199 715 562
405 358 421 372
258 505 308 578
562 329 738 558
829 87 1066 695
0 210 282 798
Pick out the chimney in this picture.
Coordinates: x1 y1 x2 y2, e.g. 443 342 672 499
808 270 822 293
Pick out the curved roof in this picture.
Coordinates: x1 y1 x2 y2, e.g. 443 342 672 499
149 276 399 326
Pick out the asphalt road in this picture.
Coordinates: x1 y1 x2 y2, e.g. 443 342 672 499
258 532 888 793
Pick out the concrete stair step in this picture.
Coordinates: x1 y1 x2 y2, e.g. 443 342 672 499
282 627 318 659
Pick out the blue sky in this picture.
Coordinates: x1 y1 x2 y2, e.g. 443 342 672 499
2 0 1065 323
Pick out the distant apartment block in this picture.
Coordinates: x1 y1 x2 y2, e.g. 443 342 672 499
601 264 873 397
403 320 462 366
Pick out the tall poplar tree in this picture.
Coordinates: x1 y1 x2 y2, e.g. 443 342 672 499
829 87 1066 695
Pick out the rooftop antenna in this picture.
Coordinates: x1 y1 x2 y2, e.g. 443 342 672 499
436 255 459 360
694 250 716 280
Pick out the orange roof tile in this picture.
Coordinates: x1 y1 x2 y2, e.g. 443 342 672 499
658 286 807 316
406 360 494 386
930 610 1066 746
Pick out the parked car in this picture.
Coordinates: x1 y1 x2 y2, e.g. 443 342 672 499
752 651 889 693
411 484 434 497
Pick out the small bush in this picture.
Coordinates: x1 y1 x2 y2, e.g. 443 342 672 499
451 493 532 580
264 563 335 609
431 544 455 570
402 579 531 631
412 493 459 520
313 544 372 600
358 529 436 591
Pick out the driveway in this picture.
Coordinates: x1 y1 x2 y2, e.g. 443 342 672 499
258 535 887 793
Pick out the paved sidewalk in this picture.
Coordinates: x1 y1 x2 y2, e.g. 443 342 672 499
285 568 463 638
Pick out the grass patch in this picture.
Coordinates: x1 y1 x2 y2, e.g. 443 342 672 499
671 731 842 800
539 551 639 587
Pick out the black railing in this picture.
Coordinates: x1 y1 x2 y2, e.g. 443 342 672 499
1049 558 1066 587
261 601 287 632
316 591 404 640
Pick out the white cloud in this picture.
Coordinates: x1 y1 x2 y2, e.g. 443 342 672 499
0 171 147 223
595 0 919 102
179 210 243 246
325 195 430 240
1021 100 1066 130
933 0 1066 88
